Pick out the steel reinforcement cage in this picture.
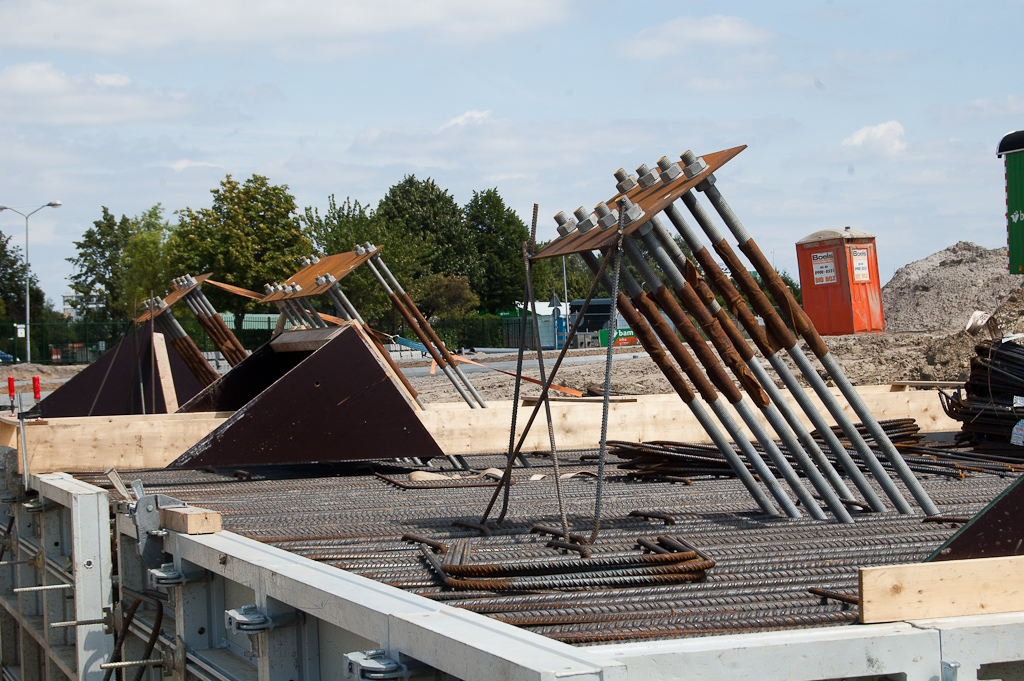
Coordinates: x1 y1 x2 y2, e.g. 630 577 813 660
0 474 1023 681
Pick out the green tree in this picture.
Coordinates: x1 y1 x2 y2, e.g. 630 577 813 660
121 205 173 309
463 189 528 313
413 273 479 318
302 196 431 320
67 207 133 318
376 176 480 281
171 174 312 320
0 229 47 323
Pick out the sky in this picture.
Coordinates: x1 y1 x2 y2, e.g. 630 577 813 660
0 0 1021 306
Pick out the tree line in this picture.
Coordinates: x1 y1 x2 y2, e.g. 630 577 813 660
0 171 800 330
62 174 542 325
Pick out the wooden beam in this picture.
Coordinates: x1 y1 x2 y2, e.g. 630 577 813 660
152 332 178 412
0 383 960 472
160 506 222 534
859 555 1024 623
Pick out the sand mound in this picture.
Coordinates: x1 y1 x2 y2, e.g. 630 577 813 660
882 242 1022 333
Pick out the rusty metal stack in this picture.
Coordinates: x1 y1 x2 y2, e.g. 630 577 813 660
533 147 941 522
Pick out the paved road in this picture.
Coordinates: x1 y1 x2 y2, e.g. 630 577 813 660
399 351 650 378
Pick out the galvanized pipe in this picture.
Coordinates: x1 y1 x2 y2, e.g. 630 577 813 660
620 237 824 519
659 199 871 497
583 248 795 517
364 256 477 409
661 199 887 511
640 214 856 510
681 152 935 514
690 152 936 515
573 215 796 516
322 284 352 320
674 184 914 513
369 247 488 409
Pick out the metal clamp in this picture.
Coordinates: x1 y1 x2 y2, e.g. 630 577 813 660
148 562 206 588
344 649 408 680
130 494 187 569
22 499 55 514
224 604 303 635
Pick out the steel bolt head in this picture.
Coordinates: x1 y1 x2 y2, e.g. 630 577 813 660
636 163 660 189
574 207 598 233
683 155 709 181
595 203 619 229
615 171 638 194
554 211 577 237
619 196 646 225
658 156 682 183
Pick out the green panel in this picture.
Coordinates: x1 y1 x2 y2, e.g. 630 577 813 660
598 328 637 347
1007 153 1024 273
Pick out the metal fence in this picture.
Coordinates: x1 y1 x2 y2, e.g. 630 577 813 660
1 311 602 365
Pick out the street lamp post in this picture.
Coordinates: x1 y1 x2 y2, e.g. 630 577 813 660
0 202 62 363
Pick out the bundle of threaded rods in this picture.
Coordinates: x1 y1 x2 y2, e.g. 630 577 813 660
941 339 1024 455
411 535 714 591
611 418 1022 484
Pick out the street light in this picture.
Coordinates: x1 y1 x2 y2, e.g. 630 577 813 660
0 201 62 363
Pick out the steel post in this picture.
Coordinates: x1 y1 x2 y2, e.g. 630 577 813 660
620 236 826 519
364 256 477 409
641 213 856 509
674 182 914 513
685 150 937 516
581 248 795 517
660 199 885 510
370 248 487 408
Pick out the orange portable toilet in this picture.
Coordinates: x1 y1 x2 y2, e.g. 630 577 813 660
795 226 885 336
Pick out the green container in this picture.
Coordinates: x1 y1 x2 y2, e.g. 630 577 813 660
999 131 1024 273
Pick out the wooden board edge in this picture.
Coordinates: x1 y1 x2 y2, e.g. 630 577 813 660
859 555 1024 624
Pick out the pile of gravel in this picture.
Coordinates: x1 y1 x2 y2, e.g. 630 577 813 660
882 242 1022 333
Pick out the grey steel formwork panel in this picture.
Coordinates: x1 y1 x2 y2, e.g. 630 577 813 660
0 473 113 681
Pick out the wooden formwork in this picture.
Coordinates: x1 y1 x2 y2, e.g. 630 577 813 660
0 385 959 474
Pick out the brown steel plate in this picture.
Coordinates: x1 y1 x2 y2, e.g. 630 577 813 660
204 279 263 299
532 146 746 260
928 475 1024 561
169 323 445 467
259 250 376 303
36 326 203 418
134 273 213 323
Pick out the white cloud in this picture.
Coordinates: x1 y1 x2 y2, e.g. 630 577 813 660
437 110 491 132
169 160 223 172
617 15 774 60
942 95 1024 123
0 0 571 59
0 62 238 126
841 121 907 156
92 73 132 87
616 15 820 94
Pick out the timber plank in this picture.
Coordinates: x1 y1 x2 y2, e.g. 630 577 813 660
160 506 222 534
152 332 178 412
859 555 1024 623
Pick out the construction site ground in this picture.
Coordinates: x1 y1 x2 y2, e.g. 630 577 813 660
5 241 1021 405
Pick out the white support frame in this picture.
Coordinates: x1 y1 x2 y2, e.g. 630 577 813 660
0 472 113 681
6 472 1021 681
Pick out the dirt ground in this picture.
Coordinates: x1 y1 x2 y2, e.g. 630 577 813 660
9 241 1018 404
411 241 1023 403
